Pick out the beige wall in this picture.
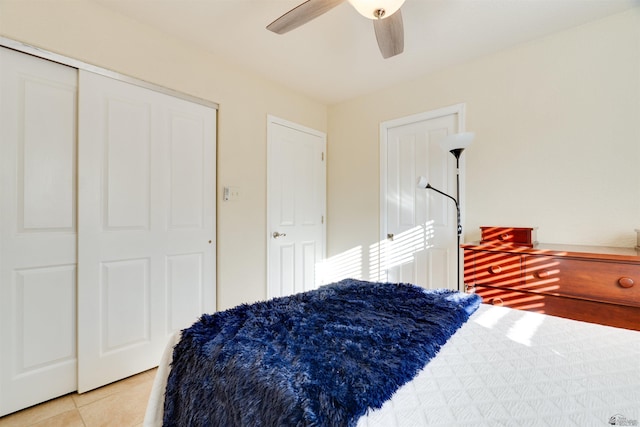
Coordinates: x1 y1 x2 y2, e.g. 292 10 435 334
2 1 639 304
0 0 327 310
328 8 640 280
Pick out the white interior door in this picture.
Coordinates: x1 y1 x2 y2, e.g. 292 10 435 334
0 47 78 415
267 116 326 298
380 106 465 290
77 70 216 392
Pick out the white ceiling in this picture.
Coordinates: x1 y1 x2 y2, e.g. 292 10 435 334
91 0 637 105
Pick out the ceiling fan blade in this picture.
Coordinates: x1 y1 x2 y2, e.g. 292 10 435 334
267 0 345 34
373 9 404 59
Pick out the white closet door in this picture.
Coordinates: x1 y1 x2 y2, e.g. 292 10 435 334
0 47 78 416
77 70 216 392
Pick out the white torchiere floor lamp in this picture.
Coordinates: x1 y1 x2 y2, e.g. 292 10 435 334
417 132 474 291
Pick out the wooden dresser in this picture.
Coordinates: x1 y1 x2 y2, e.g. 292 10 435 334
461 242 640 331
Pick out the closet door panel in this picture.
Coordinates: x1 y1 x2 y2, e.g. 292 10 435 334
169 113 204 229
167 253 203 332
101 259 150 351
0 47 78 416
19 266 76 367
22 78 76 231
104 98 151 230
78 70 216 393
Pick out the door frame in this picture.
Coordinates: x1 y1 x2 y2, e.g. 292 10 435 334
266 115 327 298
379 103 468 283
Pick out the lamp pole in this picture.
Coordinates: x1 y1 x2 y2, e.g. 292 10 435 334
417 131 473 292
422 182 462 291
451 150 463 292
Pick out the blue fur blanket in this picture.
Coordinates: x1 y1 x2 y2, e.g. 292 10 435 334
163 279 481 427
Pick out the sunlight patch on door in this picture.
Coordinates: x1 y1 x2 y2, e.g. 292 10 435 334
321 221 437 284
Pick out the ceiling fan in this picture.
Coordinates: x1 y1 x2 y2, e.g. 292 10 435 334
267 0 406 59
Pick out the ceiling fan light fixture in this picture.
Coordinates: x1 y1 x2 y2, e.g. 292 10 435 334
348 0 406 19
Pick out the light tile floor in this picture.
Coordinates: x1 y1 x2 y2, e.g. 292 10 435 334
0 368 157 427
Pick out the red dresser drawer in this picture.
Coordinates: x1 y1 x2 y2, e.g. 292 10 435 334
474 285 640 331
465 251 522 288
524 255 640 308
480 226 537 247
475 286 545 310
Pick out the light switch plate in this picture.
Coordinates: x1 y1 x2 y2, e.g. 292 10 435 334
223 186 240 201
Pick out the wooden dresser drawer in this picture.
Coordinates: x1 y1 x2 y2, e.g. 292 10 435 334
474 285 640 331
475 286 545 310
480 226 537 247
524 255 640 308
465 251 522 287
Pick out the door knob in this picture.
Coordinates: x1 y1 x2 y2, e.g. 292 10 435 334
387 233 394 241
272 231 287 239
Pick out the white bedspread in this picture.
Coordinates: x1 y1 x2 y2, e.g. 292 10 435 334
145 304 640 427
358 304 640 426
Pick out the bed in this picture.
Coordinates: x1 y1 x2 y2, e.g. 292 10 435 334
144 279 640 427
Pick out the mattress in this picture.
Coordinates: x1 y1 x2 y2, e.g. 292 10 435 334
144 304 640 426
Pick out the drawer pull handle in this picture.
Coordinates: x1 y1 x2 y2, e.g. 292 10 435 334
499 233 512 241
618 277 635 288
492 297 504 306
489 265 502 274
535 270 550 279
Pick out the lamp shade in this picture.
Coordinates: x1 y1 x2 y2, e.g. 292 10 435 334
439 132 474 154
347 0 405 19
